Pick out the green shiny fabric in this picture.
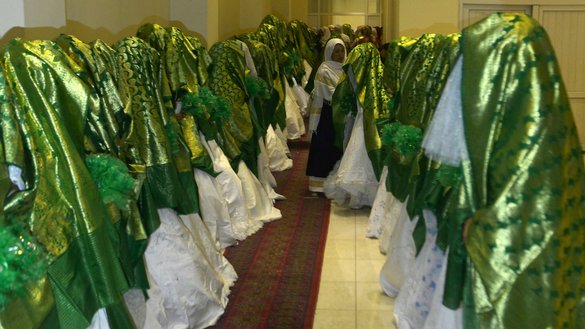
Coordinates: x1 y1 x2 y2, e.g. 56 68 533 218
449 13 585 328
114 37 197 214
185 35 212 87
383 36 419 99
137 24 200 98
383 34 460 255
253 27 287 130
288 20 318 68
53 35 125 160
89 38 163 240
394 34 460 127
136 24 215 175
1 39 133 328
385 34 460 202
208 39 259 174
54 34 150 291
332 42 390 179
0 68 55 329
259 14 303 124
259 15 288 58
235 34 279 134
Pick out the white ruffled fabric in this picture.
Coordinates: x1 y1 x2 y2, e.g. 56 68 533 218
393 209 444 329
384 55 466 329
236 159 282 223
379 198 417 298
366 166 390 238
194 168 237 249
378 194 406 255
284 82 306 140
291 77 310 117
141 209 237 329
87 309 109 329
256 136 285 201
324 106 377 209
202 136 262 239
265 124 292 171
8 165 25 191
422 250 463 329
422 57 467 166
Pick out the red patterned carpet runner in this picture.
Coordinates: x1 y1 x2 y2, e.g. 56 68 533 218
210 137 330 329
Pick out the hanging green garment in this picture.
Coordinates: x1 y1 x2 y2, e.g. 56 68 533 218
382 34 461 253
113 37 198 215
285 19 316 84
208 39 259 174
53 34 150 291
136 24 200 99
254 27 287 131
331 42 390 180
0 65 55 329
1 38 134 329
136 24 215 176
184 35 212 87
259 15 289 58
288 19 318 69
234 34 278 135
384 34 460 203
445 13 585 328
341 24 356 44
87 39 161 238
382 36 419 102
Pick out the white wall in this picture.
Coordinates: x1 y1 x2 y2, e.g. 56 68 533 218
24 0 66 28
0 1 25 37
170 0 217 46
66 0 170 44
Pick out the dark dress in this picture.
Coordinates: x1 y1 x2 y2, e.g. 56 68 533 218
306 102 343 177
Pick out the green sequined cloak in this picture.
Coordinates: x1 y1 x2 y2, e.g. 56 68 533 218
208 39 259 174
384 33 460 202
53 34 150 291
446 13 585 328
113 37 198 215
331 42 390 180
235 34 280 136
256 18 289 131
136 23 215 176
382 34 461 253
0 39 134 329
288 19 318 69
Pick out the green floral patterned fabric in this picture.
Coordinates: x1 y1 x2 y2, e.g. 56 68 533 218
445 13 585 329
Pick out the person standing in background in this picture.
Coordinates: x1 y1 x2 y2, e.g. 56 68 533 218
306 38 346 193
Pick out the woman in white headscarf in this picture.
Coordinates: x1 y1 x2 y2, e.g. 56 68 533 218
305 38 346 192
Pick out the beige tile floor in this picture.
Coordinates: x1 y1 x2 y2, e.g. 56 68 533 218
313 203 397 329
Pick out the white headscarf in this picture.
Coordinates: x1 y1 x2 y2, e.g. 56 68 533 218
314 38 346 102
308 38 346 135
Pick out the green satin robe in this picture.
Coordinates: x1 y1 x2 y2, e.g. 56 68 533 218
1 39 133 329
288 19 318 69
136 23 215 176
208 39 259 174
385 33 460 202
113 37 198 215
383 34 461 253
331 42 390 180
235 34 278 136
255 24 288 131
446 13 585 328
54 34 149 289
